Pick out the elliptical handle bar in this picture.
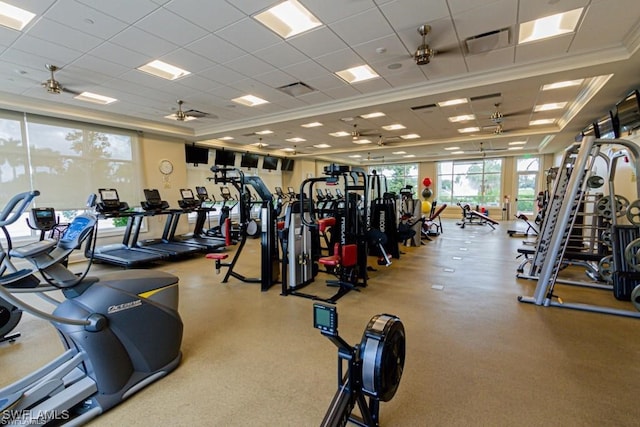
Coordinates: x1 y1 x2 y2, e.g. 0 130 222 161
0 190 40 227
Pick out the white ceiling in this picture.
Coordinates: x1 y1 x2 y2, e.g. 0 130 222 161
1 0 639 165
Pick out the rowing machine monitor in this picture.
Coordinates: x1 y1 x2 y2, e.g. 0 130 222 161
313 303 337 336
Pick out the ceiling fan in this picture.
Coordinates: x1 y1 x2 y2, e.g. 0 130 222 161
363 152 385 162
167 100 216 121
474 141 507 155
350 123 378 142
41 64 80 95
413 24 457 65
481 103 530 134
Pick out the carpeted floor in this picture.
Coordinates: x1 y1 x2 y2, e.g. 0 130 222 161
2 219 639 426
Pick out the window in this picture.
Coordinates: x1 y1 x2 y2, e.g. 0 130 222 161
369 163 418 195
515 157 540 214
437 158 503 207
0 112 140 238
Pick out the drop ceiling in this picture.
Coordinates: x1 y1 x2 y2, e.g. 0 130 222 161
0 0 639 165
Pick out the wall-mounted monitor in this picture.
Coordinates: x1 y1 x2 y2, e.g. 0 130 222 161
262 155 278 170
241 152 259 168
281 158 294 171
595 111 619 139
616 89 640 135
215 149 236 166
185 144 209 164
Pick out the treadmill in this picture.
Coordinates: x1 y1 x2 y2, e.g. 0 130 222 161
133 189 203 257
90 188 167 267
167 188 227 251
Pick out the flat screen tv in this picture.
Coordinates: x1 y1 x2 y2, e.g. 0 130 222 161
595 111 618 139
185 144 209 164
241 152 259 168
215 149 236 166
262 155 278 170
281 158 294 171
616 89 640 135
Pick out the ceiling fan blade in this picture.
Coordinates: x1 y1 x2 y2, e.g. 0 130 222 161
62 87 81 96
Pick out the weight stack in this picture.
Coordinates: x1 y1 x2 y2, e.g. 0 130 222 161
611 225 640 300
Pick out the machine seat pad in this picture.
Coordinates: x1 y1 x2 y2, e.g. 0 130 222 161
318 217 336 233
206 253 229 261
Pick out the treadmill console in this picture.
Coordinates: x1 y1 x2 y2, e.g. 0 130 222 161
141 189 170 211
96 188 129 213
178 188 201 209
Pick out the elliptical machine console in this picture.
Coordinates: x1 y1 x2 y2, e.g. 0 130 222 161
313 303 405 427
0 191 183 425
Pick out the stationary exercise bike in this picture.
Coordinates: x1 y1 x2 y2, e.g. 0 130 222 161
0 191 183 425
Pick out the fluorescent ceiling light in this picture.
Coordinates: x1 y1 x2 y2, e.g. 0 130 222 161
360 112 386 119
286 137 306 143
349 154 362 158
529 119 555 126
313 144 331 148
392 151 406 155
137 60 190 80
534 102 567 112
232 95 269 107
0 1 35 31
457 127 480 133
451 151 465 155
444 146 460 150
255 130 273 135
329 131 350 137
301 121 323 128
508 141 526 145
400 134 420 140
403 154 416 158
219 136 234 141
438 98 468 107
519 8 583 44
251 141 269 147
448 114 475 122
542 79 584 91
74 92 117 105
335 65 379 84
254 0 321 39
282 147 296 152
353 139 372 145
508 147 524 150
382 124 406 131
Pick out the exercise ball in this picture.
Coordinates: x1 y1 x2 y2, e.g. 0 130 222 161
421 188 433 199
421 200 432 214
422 177 432 187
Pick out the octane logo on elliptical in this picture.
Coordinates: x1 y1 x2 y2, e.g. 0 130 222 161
108 299 142 314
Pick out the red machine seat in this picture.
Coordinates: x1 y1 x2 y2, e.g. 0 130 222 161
205 253 229 261
318 217 336 233
318 243 357 268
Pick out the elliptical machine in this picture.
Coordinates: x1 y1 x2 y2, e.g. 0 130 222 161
0 191 183 425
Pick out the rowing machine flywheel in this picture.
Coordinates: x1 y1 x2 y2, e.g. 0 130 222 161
359 313 405 402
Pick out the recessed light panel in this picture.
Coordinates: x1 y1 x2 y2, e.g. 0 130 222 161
452 151 465 155
232 95 269 107
542 79 584 91
392 151 406 155
329 131 350 137
508 141 526 145
74 92 117 105
403 154 416 158
508 147 524 150
137 60 190 80
360 112 386 119
534 102 567 112
349 154 362 158
352 139 371 145
0 1 35 30
400 134 420 139
529 119 555 126
382 124 406 131
437 98 468 107
255 129 273 135
519 8 583 44
313 144 331 148
335 65 379 84
448 114 475 122
219 136 234 141
286 137 306 143
254 0 322 39
301 122 323 128
444 146 460 150
457 127 480 133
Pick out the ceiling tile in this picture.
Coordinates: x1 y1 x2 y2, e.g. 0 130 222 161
282 60 332 81
10 35 84 67
288 26 350 59
252 69 297 88
224 55 277 78
571 2 640 52
328 8 394 46
380 0 450 29
303 0 376 25
42 1 129 39
215 17 282 53
353 34 412 66
89 42 153 68
76 0 160 24
465 47 515 73
518 0 590 22
185 34 245 65
27 18 104 53
199 65 246 85
0 27 20 48
161 48 217 74
253 42 309 69
165 0 246 32
515 34 573 64
136 8 209 46
314 48 365 73
224 0 275 15
109 27 178 58
452 0 517 40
